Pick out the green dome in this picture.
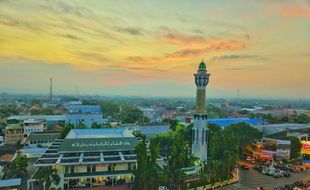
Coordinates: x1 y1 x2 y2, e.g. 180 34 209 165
198 60 206 70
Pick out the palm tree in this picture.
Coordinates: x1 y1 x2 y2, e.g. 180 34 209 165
6 153 28 178
36 167 60 190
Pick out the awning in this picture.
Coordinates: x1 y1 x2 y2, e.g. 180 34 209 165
260 155 273 161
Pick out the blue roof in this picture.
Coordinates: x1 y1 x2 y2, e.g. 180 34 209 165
0 178 21 187
208 118 264 126
68 105 101 114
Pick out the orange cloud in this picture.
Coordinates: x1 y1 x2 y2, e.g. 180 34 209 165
163 33 246 51
279 4 310 18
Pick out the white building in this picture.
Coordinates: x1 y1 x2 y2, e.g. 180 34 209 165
23 119 47 135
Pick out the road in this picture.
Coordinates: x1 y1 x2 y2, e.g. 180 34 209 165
219 168 310 190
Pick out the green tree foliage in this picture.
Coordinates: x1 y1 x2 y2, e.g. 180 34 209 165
16 140 24 149
59 124 73 139
134 137 160 190
76 122 86 129
91 122 102 128
153 124 195 189
207 104 228 118
207 128 239 183
169 119 178 131
293 114 310 124
6 153 28 178
225 122 262 155
35 167 60 190
0 105 19 119
99 101 120 118
30 108 54 115
120 104 145 123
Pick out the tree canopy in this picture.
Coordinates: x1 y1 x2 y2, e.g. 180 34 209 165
6 153 28 179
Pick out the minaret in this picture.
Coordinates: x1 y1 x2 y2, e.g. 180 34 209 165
192 60 210 162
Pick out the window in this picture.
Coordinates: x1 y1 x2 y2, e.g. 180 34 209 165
192 129 195 142
205 131 208 144
202 130 204 144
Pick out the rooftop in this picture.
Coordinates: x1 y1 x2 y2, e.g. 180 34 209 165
208 118 264 126
58 137 138 153
27 132 59 141
0 178 21 188
65 128 134 139
5 124 23 130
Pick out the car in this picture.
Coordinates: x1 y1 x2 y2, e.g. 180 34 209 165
283 171 290 177
253 165 261 171
241 164 250 170
261 167 268 174
267 168 276 176
290 166 301 173
273 172 281 178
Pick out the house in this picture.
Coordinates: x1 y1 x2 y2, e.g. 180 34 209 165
5 124 24 144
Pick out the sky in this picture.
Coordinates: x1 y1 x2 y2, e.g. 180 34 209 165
0 0 309 99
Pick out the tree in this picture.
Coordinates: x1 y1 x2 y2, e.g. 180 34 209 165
282 136 302 160
59 124 73 139
76 122 86 129
293 114 310 124
36 167 60 190
207 127 239 183
99 101 120 118
16 140 24 149
225 122 262 155
134 137 160 190
6 153 28 178
91 122 102 128
120 104 145 124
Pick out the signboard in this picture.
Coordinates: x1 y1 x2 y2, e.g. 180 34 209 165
276 140 291 160
301 141 310 155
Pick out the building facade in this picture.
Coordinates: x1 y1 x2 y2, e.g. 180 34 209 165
23 119 46 135
192 60 210 162
5 124 24 144
29 128 139 189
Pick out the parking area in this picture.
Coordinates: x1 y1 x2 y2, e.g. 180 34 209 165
219 167 310 190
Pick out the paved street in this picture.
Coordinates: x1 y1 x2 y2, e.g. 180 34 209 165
219 168 310 190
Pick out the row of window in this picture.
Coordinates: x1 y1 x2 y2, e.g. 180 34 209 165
65 163 136 174
29 140 53 144
25 128 43 132
192 129 208 144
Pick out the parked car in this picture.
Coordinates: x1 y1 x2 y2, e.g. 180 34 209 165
267 168 276 176
253 165 261 172
261 167 268 174
283 171 290 177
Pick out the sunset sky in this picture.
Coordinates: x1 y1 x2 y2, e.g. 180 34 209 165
0 0 309 99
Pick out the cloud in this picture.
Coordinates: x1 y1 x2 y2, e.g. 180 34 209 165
60 34 83 40
164 33 205 45
163 33 247 50
114 26 143 35
193 29 204 34
211 54 268 61
166 48 205 59
278 4 310 18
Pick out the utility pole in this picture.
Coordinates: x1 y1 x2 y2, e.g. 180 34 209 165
49 77 53 103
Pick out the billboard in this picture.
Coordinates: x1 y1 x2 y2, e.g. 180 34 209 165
301 141 310 155
276 140 291 160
